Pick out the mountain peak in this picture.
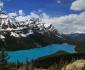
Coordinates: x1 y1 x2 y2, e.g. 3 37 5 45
0 11 58 39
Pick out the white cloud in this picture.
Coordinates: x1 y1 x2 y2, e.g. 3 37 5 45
8 12 17 18
57 0 61 4
71 0 85 11
15 11 40 22
0 1 4 10
19 10 24 16
30 12 39 18
41 12 49 19
15 16 27 22
39 0 85 34
40 11 85 34
9 3 85 34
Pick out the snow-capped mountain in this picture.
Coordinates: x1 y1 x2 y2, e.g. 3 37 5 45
0 11 85 53
0 11 61 38
0 11 65 50
0 0 85 54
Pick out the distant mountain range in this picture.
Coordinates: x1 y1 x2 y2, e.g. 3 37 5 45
62 33 85 53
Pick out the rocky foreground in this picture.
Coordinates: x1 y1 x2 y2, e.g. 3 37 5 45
62 59 85 70
17 59 85 70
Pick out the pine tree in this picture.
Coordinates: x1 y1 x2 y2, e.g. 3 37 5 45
0 47 9 70
16 59 21 69
25 58 29 70
49 63 58 70
25 58 34 70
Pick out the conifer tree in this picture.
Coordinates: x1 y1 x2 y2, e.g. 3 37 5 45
0 47 9 70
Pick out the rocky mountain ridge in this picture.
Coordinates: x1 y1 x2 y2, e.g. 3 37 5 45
0 11 85 53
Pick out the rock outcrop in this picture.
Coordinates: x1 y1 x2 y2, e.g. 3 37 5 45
62 59 85 70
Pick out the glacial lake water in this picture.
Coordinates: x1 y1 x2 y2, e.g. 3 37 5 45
7 43 75 62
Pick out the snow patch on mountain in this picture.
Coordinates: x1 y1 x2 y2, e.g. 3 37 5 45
0 11 60 39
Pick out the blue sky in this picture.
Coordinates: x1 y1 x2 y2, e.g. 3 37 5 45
3 0 79 16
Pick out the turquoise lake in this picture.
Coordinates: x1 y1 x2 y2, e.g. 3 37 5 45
7 43 75 62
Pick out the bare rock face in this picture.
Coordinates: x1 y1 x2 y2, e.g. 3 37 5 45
65 64 76 70
62 59 85 70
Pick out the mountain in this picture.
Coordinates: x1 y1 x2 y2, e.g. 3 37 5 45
62 33 85 53
0 11 65 51
0 11 85 53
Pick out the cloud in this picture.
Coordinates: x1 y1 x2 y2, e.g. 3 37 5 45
40 12 85 34
57 0 61 4
8 12 17 18
39 0 85 34
15 10 26 22
30 12 39 18
9 10 85 34
15 11 40 22
15 16 27 22
8 0 85 34
19 10 25 16
71 0 85 11
1 0 85 34
0 0 4 10
28 11 85 34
